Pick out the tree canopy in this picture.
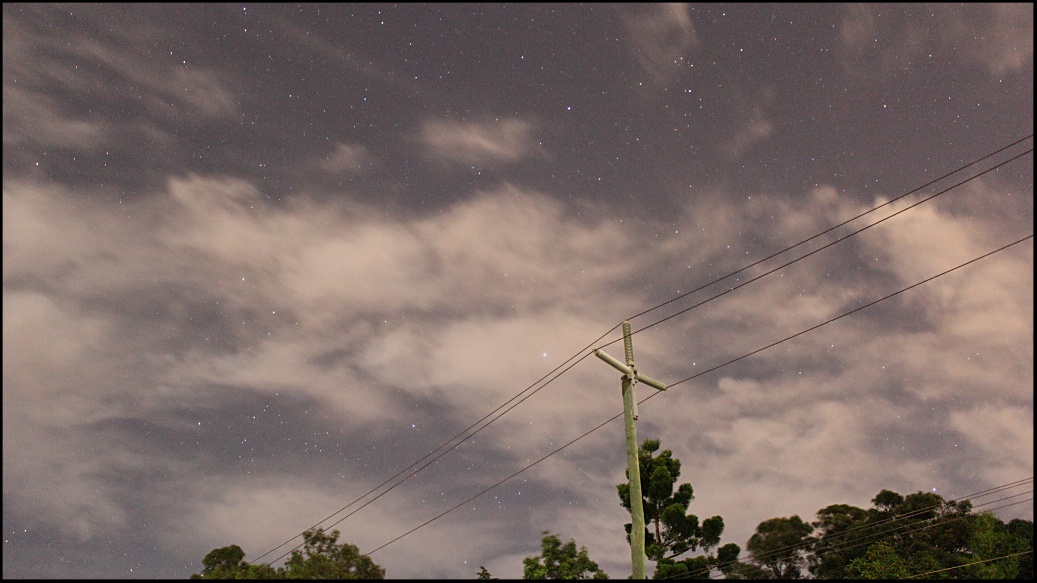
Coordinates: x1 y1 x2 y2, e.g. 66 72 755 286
734 487 1035 580
745 515 815 579
522 531 609 579
190 544 279 580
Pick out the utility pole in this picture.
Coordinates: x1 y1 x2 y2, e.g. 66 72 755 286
595 320 667 579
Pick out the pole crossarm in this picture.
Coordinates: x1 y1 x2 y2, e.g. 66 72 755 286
593 351 667 392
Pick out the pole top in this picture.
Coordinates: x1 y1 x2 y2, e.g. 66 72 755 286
622 321 634 365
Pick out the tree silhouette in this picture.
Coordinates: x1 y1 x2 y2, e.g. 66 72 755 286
522 531 608 579
616 438 739 578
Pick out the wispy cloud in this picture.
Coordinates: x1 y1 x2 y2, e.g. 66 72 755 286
1 5 239 152
1 84 109 150
274 15 405 87
976 4 1033 76
719 117 774 160
718 87 776 160
419 118 541 166
621 3 699 88
319 142 376 175
169 68 240 120
837 4 1033 78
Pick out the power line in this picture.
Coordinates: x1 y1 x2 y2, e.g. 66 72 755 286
625 133 1033 324
355 143 1036 552
660 233 1033 391
242 136 1031 571
243 322 621 568
238 135 1033 572
616 146 1034 348
258 348 616 568
904 550 1033 579
363 233 1033 557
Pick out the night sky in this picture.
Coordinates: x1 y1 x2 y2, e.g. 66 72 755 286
2 4 1033 579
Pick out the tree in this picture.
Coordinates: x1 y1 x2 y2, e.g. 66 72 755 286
870 489 974 575
870 489 904 514
615 438 738 579
745 516 814 579
1007 519 1034 580
844 541 910 579
651 555 712 580
722 561 771 580
960 513 1032 579
190 545 280 579
283 528 384 579
806 488 979 578
522 531 609 579
808 503 871 578
191 528 383 579
477 565 497 579
715 542 745 577
193 544 246 579
802 487 1036 579
650 542 745 580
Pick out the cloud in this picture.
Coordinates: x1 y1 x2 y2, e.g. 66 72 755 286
720 118 774 160
979 4 1034 75
273 15 407 88
1 5 238 154
2 169 1031 578
718 111 774 161
419 118 542 166
2 5 1032 580
621 3 699 88
319 142 376 175
949 404 1033 477
169 68 240 119
861 183 1034 347
1 84 109 150
837 4 1034 78
714 86 777 160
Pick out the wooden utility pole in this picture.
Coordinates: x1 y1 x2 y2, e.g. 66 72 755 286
595 321 667 579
